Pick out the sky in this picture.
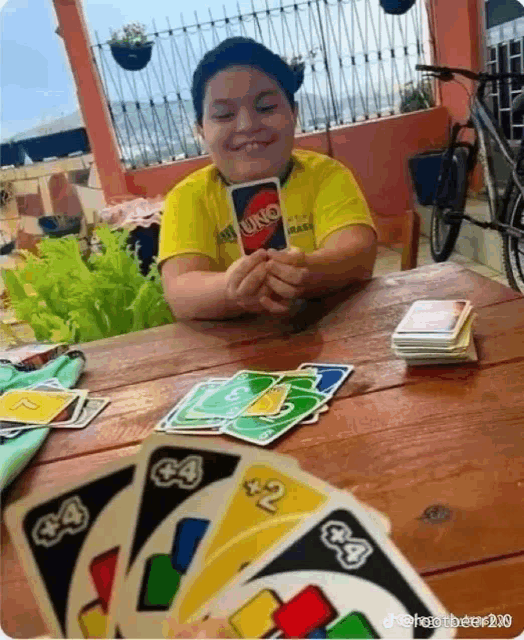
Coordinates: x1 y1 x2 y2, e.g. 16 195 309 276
0 0 429 143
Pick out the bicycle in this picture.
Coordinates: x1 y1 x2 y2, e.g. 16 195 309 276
414 63 524 293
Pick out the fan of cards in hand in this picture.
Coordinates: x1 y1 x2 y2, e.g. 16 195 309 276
154 363 354 446
5 433 453 640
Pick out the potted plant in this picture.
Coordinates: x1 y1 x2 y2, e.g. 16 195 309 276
399 79 434 114
2 225 173 344
379 0 416 15
109 22 154 71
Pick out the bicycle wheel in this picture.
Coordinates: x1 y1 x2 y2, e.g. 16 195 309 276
502 186 524 293
430 147 467 262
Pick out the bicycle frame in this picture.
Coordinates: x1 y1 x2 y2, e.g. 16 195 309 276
469 81 524 235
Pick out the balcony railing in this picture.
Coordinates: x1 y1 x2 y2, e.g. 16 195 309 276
487 24 524 143
91 0 432 169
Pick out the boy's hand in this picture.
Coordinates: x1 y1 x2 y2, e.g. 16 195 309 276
225 249 291 315
264 247 310 302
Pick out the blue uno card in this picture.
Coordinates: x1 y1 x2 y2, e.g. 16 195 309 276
298 363 354 397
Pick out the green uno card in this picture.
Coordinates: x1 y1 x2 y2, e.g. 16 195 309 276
156 380 228 430
276 374 320 390
222 385 328 446
193 371 282 419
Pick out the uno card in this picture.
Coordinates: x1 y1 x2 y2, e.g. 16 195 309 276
0 390 89 432
393 300 472 338
193 371 282 420
298 363 354 397
104 434 298 639
3 456 139 638
0 389 81 425
68 397 110 430
163 427 223 436
171 463 332 625
243 384 290 417
158 380 228 429
297 364 354 424
223 384 329 446
276 373 320 390
227 178 289 255
201 494 452 639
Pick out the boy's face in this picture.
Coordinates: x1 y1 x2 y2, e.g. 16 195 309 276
198 66 298 184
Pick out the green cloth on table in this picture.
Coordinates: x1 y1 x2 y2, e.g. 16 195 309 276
0 351 86 491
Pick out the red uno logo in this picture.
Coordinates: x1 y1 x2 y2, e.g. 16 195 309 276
239 188 281 252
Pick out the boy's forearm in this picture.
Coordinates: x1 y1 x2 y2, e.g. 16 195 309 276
164 271 246 320
301 242 377 298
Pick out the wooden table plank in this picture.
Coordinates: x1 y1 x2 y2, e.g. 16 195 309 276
3 554 523 639
425 555 524 639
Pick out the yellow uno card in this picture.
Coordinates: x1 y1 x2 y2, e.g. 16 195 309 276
243 384 290 417
172 462 330 624
0 389 80 425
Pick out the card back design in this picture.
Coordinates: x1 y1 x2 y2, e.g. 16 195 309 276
227 179 289 255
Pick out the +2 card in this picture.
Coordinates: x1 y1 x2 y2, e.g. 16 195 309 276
171 461 330 624
227 178 289 255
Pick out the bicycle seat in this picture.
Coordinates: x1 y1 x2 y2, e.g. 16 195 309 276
512 91 524 117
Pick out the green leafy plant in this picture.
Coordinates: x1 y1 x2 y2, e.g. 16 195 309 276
109 22 149 47
399 79 434 113
2 225 174 344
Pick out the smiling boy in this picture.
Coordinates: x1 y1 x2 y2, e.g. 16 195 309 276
159 37 377 321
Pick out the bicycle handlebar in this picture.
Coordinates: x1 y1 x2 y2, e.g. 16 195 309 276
416 63 524 82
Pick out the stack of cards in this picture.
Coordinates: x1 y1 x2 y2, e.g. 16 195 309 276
0 378 110 441
5 433 453 640
155 363 354 446
392 299 478 365
0 342 69 368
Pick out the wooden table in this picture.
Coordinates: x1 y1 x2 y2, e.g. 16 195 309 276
2 262 524 639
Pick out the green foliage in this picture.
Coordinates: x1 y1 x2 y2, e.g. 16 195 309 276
2 226 173 345
399 79 435 114
109 22 149 47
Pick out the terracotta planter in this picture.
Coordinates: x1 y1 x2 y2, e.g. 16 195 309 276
110 42 154 71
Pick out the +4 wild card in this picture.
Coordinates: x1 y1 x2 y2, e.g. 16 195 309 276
227 178 290 255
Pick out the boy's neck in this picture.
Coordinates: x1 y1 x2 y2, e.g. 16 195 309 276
218 157 294 187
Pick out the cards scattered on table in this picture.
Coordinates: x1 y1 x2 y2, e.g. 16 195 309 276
155 363 355 446
392 299 478 365
0 377 110 434
4 433 453 639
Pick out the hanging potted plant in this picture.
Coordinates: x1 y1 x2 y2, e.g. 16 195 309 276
379 0 416 15
109 22 154 71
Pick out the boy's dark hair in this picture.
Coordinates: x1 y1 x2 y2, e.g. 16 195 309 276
191 36 305 126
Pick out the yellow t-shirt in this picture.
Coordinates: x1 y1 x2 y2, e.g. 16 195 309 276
158 148 376 271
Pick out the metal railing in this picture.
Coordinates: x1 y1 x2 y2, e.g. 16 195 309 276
91 0 432 169
486 26 524 142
